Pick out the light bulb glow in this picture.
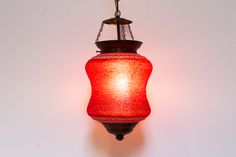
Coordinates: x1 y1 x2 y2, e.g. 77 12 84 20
115 74 129 92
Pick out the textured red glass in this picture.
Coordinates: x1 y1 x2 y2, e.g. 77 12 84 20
86 53 152 123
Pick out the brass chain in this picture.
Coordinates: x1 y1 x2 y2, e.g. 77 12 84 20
121 24 126 40
114 0 121 17
128 24 134 40
95 23 104 42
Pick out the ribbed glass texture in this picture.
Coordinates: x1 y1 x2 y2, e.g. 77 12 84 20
85 53 152 123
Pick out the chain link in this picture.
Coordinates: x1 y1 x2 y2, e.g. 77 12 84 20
121 24 126 40
115 10 121 17
128 24 134 40
114 0 121 17
95 23 104 42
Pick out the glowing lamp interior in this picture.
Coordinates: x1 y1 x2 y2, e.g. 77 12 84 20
86 53 152 123
115 74 129 92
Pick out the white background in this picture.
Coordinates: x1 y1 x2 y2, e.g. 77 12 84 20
0 0 236 157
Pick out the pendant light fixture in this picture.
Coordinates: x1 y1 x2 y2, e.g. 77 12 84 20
85 0 153 141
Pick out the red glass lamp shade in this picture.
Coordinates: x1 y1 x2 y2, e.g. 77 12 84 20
86 52 152 140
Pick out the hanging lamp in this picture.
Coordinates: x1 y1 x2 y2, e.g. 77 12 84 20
85 0 153 141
